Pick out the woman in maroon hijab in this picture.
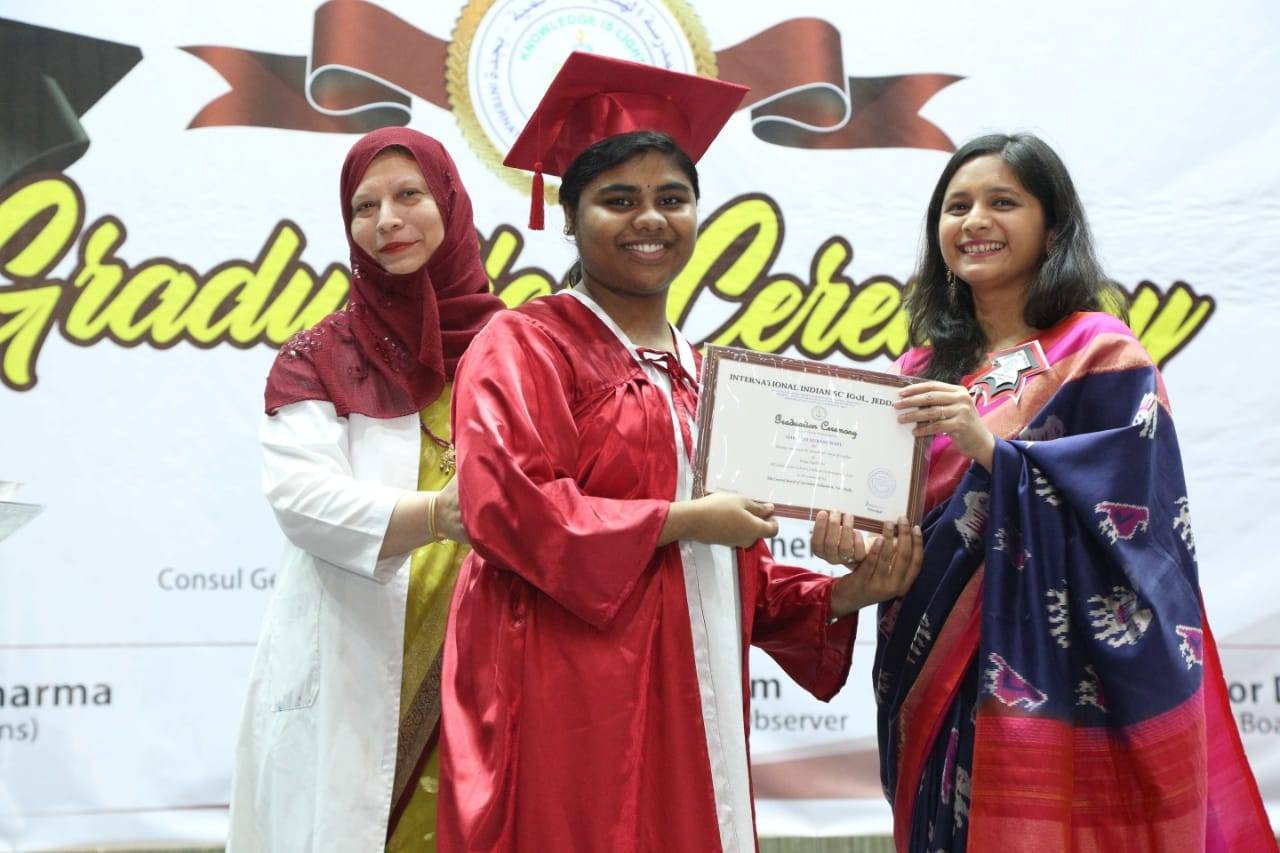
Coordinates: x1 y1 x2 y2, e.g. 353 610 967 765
227 128 503 853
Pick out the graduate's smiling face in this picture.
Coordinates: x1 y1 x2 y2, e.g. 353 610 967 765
349 150 445 275
566 151 697 301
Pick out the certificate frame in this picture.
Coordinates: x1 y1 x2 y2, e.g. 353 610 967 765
692 345 929 532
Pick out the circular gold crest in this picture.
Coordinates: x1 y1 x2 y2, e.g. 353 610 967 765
447 0 718 204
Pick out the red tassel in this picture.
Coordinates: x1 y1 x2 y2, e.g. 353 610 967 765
529 162 545 230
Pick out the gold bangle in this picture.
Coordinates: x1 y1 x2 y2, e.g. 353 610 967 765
426 491 440 541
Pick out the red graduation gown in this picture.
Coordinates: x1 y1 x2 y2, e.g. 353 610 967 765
439 292 857 852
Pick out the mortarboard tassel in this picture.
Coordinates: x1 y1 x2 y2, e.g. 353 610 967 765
529 162 545 230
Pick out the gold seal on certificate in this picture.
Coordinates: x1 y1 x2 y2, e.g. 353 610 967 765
693 346 928 531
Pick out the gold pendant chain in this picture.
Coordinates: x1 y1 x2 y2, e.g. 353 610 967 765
419 417 456 476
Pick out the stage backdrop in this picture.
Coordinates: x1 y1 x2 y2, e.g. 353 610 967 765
2 0 1278 848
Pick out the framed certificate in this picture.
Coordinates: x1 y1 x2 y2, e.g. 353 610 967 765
693 346 928 531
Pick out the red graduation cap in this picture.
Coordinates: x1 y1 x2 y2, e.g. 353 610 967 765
503 52 749 229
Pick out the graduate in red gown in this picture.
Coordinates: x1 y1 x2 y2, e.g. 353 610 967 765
437 54 925 852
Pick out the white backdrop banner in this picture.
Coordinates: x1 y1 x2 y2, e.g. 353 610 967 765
2 0 1278 848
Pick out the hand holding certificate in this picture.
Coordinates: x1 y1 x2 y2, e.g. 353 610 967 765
820 513 924 616
692 346 928 533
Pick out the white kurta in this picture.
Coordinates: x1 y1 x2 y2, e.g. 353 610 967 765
227 401 420 853
568 290 755 851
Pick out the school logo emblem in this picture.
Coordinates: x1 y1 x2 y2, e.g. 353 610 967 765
449 0 714 195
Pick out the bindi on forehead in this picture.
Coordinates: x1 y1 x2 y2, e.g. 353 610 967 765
593 180 691 194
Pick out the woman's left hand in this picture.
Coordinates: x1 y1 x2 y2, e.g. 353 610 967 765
895 381 995 471
828 517 924 618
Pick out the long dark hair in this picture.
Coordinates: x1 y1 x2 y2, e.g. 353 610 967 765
558 130 700 287
906 133 1125 383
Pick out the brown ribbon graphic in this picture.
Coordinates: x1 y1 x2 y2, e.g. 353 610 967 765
182 1 959 151
720 19 960 151
184 1 447 133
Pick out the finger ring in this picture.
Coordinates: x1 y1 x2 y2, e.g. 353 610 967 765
842 553 861 565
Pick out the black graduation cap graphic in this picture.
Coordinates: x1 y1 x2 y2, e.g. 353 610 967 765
0 18 142 188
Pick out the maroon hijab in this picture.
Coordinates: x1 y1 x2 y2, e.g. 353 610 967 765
264 128 504 417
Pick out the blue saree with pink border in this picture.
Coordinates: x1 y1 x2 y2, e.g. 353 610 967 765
876 311 1273 852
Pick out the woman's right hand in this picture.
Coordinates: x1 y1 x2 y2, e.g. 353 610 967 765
660 493 779 548
896 381 995 471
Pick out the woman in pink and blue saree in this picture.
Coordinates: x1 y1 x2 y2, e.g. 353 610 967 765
877 133 1273 852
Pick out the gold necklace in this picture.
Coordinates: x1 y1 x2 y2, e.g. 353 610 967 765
419 418 456 476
